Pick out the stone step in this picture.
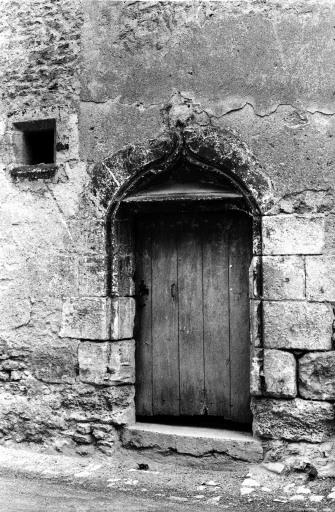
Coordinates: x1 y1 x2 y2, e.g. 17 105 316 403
122 423 263 463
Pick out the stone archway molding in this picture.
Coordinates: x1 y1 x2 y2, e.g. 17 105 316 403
89 124 273 216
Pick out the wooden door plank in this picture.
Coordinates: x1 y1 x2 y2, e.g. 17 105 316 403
229 212 252 424
202 213 231 417
151 215 179 416
178 214 205 416
135 216 153 416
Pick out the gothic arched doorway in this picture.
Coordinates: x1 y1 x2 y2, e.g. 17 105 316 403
122 164 253 427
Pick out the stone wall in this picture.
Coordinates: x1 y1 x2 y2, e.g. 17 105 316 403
0 0 334 462
251 214 335 446
0 0 134 454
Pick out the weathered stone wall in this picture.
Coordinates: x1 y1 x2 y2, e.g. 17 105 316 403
0 0 133 454
0 0 335 462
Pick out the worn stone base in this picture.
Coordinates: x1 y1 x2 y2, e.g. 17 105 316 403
263 438 335 478
0 383 135 456
122 423 263 463
251 398 335 442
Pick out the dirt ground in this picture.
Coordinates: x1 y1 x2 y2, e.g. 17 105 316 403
0 446 335 511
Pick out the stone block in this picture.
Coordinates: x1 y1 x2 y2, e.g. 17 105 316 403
250 348 263 396
76 423 92 435
10 371 22 381
111 253 135 297
262 462 286 475
111 402 135 426
75 445 96 456
324 214 335 255
249 257 261 299
262 256 305 300
32 341 79 384
78 255 108 297
262 215 324 255
250 299 262 348
108 339 135 384
306 256 335 301
263 349 297 398
92 424 117 448
60 297 111 340
92 428 107 441
72 433 93 445
253 221 262 256
263 301 332 350
111 298 135 340
78 342 109 385
111 219 135 296
0 360 25 371
299 352 335 400
78 340 135 385
63 384 135 425
252 398 335 442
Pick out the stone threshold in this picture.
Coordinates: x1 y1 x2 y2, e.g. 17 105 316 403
122 422 263 463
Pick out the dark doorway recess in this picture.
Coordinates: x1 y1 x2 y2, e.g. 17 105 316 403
134 206 252 429
137 416 252 433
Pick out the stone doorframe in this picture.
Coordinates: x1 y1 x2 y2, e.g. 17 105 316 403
81 125 274 426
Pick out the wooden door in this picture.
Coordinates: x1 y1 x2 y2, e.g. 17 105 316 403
135 211 252 424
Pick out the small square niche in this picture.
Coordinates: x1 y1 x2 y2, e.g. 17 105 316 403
13 118 56 165
11 118 57 179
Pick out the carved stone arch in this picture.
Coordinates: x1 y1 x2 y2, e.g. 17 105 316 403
90 125 273 217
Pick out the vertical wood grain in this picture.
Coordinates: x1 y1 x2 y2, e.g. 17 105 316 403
202 213 231 417
135 216 153 416
229 212 252 423
178 214 205 415
152 215 179 415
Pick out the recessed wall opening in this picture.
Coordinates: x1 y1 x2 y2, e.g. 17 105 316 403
13 118 56 165
117 162 254 434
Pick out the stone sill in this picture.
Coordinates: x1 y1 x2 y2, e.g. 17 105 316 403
10 163 57 180
122 422 263 463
